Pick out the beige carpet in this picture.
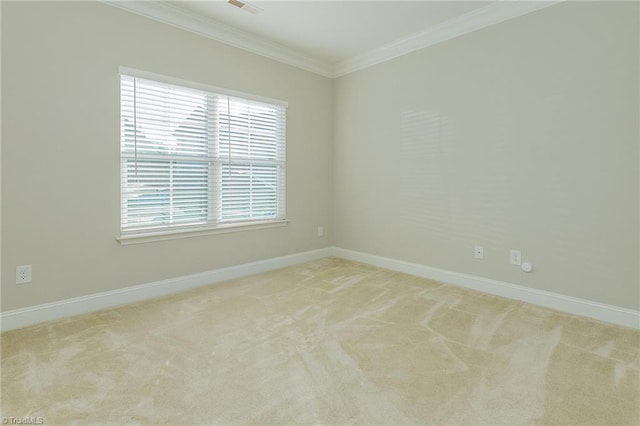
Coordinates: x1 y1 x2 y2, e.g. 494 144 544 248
1 258 638 425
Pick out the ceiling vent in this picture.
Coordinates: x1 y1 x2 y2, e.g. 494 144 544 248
228 0 262 15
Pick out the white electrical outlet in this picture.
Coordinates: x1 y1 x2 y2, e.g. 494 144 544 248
510 250 522 266
317 226 324 237
16 265 32 284
474 246 484 259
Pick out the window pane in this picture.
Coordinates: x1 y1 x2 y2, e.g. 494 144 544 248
123 159 209 229
218 97 282 161
121 77 209 158
220 163 279 222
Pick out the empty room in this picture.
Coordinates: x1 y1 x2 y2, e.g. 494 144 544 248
1 0 638 424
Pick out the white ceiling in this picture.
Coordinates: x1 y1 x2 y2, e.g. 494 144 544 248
106 1 560 77
170 1 492 63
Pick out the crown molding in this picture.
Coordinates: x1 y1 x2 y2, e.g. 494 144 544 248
102 0 334 78
103 1 562 79
332 1 562 77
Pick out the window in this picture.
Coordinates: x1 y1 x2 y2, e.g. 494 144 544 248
120 68 287 238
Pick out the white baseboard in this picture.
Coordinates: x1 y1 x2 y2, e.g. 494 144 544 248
3 246 638 332
0 247 333 332
330 247 640 330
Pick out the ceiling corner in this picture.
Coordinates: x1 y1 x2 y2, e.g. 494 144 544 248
332 1 563 77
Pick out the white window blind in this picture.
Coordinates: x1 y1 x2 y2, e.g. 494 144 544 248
120 71 286 236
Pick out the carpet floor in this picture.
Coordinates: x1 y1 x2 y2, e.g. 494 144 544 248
1 258 639 425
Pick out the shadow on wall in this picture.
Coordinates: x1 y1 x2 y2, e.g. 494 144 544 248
398 109 509 248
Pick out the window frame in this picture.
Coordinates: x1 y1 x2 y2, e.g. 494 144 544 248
118 67 288 244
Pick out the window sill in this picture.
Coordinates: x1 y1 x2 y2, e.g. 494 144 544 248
117 219 289 245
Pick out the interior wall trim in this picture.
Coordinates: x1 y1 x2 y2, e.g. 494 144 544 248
101 0 334 77
332 1 562 77
3 246 636 332
0 248 333 332
331 247 640 330
101 1 561 78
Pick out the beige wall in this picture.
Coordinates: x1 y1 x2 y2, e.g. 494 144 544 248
1 2 333 311
333 2 640 310
2 1 639 314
